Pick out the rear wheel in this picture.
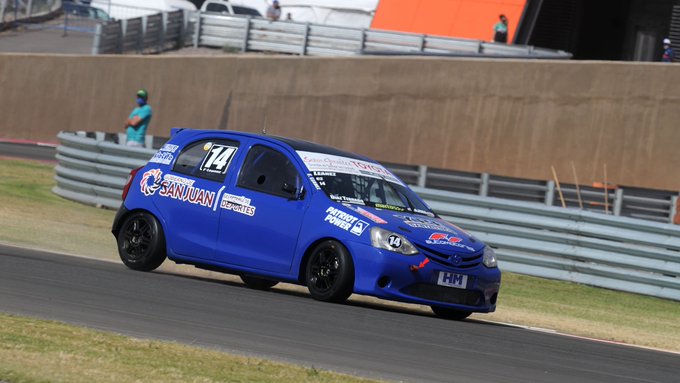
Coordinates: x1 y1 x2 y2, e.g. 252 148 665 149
305 240 354 303
431 306 472 320
240 275 278 290
117 211 166 271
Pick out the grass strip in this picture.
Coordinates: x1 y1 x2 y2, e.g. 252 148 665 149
0 313 380 383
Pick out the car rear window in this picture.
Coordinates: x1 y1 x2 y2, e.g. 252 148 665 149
173 139 240 183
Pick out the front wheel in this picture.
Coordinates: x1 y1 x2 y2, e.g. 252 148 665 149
305 240 354 303
117 211 166 271
240 275 278 290
431 306 472 320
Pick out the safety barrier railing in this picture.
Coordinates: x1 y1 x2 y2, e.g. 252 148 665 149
414 187 680 301
92 9 189 54
194 13 572 59
53 131 680 301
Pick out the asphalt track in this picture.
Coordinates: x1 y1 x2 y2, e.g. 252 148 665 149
1 244 678 383
0 141 57 162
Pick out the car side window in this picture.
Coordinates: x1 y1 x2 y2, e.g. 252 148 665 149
173 139 239 183
237 145 302 198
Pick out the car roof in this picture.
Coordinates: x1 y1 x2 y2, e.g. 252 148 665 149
174 128 375 163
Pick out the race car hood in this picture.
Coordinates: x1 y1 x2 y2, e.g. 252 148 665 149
341 204 484 254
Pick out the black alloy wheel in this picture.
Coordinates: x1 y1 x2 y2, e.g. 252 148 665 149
117 211 166 271
305 240 354 303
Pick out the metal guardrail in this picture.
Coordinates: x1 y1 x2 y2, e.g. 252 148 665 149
194 13 572 59
386 163 680 224
54 131 680 301
92 9 191 54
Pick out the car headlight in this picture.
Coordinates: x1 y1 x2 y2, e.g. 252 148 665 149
483 246 498 268
370 227 418 255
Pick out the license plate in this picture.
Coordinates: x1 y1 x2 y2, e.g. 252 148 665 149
437 272 468 289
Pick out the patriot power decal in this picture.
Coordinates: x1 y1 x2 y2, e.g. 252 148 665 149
220 193 256 216
140 169 215 208
323 206 369 236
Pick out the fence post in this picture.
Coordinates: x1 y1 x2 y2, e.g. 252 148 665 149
360 28 367 51
613 188 623 216
301 22 310 56
193 12 201 48
417 165 427 188
671 195 679 224
141 15 148 53
26 0 32 17
545 180 555 206
241 16 251 52
479 173 490 197
160 12 168 53
92 23 102 55
419 34 426 52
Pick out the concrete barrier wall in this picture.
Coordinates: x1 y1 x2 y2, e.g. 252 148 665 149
1 53 679 191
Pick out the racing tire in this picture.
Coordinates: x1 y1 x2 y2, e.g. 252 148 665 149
117 211 166 272
431 306 472 320
240 275 279 290
305 240 354 303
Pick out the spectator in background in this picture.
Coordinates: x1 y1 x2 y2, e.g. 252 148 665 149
286 12 292 21
124 89 152 147
266 0 281 21
662 38 674 62
493 14 509 44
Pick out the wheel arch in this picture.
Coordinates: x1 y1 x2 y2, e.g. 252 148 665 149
112 206 165 239
297 237 356 286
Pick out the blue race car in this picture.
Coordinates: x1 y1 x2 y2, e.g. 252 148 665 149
112 129 501 320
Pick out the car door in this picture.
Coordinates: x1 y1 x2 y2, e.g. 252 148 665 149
152 138 240 260
215 143 308 273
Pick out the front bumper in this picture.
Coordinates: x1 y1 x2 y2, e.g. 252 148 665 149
347 241 501 313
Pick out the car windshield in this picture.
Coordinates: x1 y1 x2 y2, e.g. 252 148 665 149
298 151 435 216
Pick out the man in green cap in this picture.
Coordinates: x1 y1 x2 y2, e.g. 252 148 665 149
124 89 152 147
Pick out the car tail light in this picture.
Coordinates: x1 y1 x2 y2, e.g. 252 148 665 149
122 166 143 201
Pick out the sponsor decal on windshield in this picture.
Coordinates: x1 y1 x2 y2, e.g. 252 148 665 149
324 206 369 236
140 169 215 208
330 194 365 205
374 203 406 212
394 215 457 233
344 204 387 224
220 193 256 216
426 233 475 252
298 151 403 185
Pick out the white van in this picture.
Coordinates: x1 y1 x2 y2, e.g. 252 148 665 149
200 0 261 17
90 0 197 20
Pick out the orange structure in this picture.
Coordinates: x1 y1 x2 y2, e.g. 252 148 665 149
371 0 527 43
